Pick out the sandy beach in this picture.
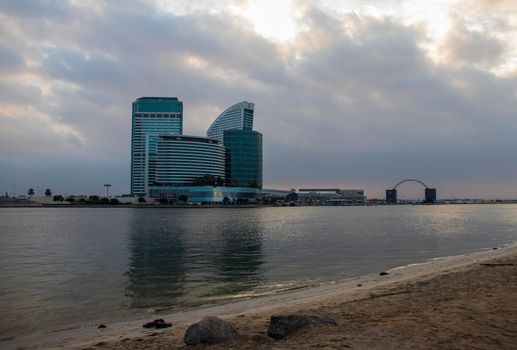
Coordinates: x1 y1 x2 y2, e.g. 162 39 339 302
5 244 517 350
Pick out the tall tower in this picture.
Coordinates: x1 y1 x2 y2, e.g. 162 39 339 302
206 101 262 189
131 97 183 196
207 101 254 142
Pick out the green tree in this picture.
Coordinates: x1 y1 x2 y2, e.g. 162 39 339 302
178 194 188 203
66 197 75 203
137 197 146 203
110 198 120 205
28 188 35 196
53 195 64 201
45 189 52 197
99 197 110 204
88 195 100 203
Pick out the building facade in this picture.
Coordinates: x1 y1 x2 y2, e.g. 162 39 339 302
297 189 366 205
152 135 225 189
131 97 183 196
223 129 263 189
206 101 254 142
148 186 261 204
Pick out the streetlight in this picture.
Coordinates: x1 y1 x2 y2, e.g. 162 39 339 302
104 184 112 198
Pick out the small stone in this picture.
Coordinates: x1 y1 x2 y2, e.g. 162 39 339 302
98 324 107 329
267 314 337 339
356 284 362 287
184 316 238 345
493 247 498 250
379 271 390 276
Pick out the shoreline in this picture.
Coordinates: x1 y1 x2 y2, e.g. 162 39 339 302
2 202 517 209
4 243 517 349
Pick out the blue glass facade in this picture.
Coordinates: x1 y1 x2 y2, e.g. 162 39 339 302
223 130 263 189
148 186 261 204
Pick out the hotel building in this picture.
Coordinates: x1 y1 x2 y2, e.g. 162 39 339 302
153 135 225 187
207 101 263 190
207 101 254 142
131 97 183 196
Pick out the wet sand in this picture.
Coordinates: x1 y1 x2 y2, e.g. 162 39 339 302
6 245 517 349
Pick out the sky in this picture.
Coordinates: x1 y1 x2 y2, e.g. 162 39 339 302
0 0 516 199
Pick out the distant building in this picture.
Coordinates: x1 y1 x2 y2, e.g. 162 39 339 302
224 129 263 189
298 189 366 205
131 97 183 196
207 101 254 142
152 135 225 189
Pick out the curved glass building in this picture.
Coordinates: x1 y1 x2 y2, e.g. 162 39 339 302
207 101 254 142
152 135 225 188
224 130 263 189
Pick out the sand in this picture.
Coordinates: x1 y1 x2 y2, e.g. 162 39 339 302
5 245 517 349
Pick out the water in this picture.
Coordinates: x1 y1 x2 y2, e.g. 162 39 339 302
1 205 517 337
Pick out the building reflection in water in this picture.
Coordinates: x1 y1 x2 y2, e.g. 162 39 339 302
125 209 265 310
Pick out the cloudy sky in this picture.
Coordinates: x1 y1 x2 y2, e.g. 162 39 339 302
1 0 516 199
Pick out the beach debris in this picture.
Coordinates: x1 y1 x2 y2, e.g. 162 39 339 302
379 271 390 276
267 314 337 339
493 247 498 250
98 324 107 329
143 319 172 329
183 316 237 345
357 284 362 287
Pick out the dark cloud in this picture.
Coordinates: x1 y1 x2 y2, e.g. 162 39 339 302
0 1 516 198
442 24 506 66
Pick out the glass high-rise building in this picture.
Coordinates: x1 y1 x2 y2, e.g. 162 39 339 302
131 97 183 196
223 129 263 189
207 101 254 142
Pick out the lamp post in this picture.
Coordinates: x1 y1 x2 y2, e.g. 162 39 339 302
104 184 112 198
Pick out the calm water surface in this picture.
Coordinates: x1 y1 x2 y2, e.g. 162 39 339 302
1 205 517 336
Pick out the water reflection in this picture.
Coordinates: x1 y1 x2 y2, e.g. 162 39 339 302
125 209 265 309
210 224 264 296
125 214 187 308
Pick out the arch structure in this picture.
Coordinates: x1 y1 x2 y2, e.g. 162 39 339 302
386 179 436 204
392 179 428 190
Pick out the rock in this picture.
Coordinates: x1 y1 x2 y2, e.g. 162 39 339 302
143 319 172 329
379 271 390 276
356 284 362 287
267 314 337 339
493 247 498 250
183 316 237 345
98 324 107 329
